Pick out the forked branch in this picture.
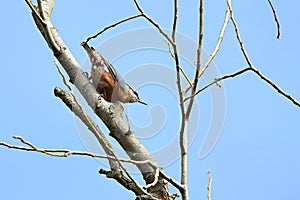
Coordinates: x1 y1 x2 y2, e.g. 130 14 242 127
185 66 300 108
226 0 300 108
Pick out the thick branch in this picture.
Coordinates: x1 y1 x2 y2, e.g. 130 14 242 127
53 62 145 189
25 1 168 199
26 0 156 174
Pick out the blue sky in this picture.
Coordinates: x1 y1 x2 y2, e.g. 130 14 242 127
1 1 300 200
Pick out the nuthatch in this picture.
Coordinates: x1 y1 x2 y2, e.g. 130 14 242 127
81 42 147 105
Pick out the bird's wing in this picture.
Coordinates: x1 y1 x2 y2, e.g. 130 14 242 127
99 54 127 92
82 42 128 92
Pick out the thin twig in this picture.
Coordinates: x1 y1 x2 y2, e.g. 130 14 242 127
184 66 300 108
179 65 193 87
186 0 204 118
165 38 193 87
250 67 300 107
171 0 178 41
184 67 251 102
207 170 212 200
227 0 253 68
54 60 73 91
184 7 230 94
85 14 143 43
170 0 193 87
196 7 230 83
133 0 174 46
0 136 154 165
267 0 281 39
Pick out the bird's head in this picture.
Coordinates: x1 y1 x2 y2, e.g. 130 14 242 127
128 87 147 105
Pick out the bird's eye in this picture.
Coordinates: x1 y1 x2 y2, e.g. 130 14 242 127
133 90 139 98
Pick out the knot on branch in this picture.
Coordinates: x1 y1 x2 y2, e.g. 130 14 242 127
99 169 144 196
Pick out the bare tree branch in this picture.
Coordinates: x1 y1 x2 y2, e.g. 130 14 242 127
85 14 144 43
184 67 251 102
171 0 178 42
0 136 162 167
169 1 189 200
184 6 229 96
185 66 300 108
24 1 170 199
227 0 253 69
17 1 295 199
250 67 300 107
186 0 204 118
196 7 230 84
133 0 174 46
267 0 281 39
227 0 300 108
0 135 183 199
0 136 148 198
165 40 193 88
116 3 192 199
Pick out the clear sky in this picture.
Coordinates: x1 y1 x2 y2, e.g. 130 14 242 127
1 1 300 200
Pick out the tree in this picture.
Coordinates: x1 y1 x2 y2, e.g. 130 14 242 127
1 0 299 200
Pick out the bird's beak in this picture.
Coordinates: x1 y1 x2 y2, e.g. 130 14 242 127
137 99 147 105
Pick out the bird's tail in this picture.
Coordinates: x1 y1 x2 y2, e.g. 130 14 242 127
81 41 93 54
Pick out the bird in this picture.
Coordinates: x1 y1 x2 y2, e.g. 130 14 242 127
81 42 147 105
